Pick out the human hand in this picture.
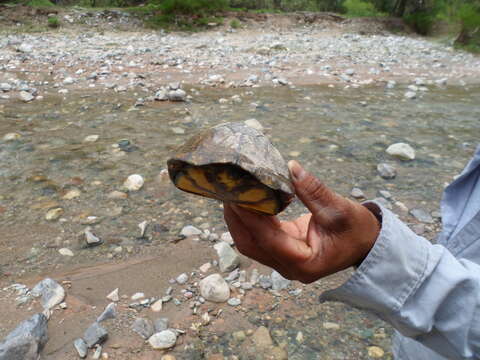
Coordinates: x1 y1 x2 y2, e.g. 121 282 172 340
223 160 380 283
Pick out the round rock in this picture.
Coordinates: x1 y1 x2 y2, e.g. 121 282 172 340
123 174 144 191
199 273 230 303
148 330 177 350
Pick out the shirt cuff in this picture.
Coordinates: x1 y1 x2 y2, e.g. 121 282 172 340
319 201 431 319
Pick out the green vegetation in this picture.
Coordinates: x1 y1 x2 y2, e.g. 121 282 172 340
47 16 60 28
343 0 384 17
26 0 54 7
230 18 241 28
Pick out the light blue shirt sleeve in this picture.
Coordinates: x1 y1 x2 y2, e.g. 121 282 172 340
320 146 480 359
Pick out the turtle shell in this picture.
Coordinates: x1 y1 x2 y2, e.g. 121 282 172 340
167 122 295 215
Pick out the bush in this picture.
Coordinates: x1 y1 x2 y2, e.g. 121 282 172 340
158 0 228 16
458 3 480 31
343 0 382 17
230 18 241 28
47 16 60 27
404 11 434 35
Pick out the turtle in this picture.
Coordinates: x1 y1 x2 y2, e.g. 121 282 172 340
167 122 295 215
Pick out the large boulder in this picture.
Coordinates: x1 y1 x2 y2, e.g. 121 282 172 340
0 313 48 360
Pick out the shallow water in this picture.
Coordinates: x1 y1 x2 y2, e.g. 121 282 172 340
0 84 479 358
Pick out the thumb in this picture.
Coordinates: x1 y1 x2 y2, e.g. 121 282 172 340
288 160 349 232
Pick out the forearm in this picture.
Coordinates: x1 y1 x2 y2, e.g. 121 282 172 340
320 202 480 359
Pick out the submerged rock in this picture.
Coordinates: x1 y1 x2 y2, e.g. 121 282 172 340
377 163 397 179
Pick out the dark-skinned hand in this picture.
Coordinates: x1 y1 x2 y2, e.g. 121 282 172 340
223 160 380 283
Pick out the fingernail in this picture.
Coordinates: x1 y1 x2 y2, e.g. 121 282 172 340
288 160 306 181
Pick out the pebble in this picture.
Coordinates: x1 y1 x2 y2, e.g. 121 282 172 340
220 231 234 245
131 292 145 301
83 322 108 348
3 132 21 141
377 163 397 179
386 143 416 160
62 188 81 200
323 322 340 330
171 127 185 134
404 91 416 99
148 330 177 350
168 89 187 102
97 303 117 322
271 270 290 291
350 187 365 199
199 273 230 302
378 190 392 199
31 278 65 310
227 297 241 306
199 262 212 273
161 356 176 360
73 338 88 358
180 225 202 237
232 331 246 342
367 346 385 358
259 275 273 289
106 288 119 302
176 273 188 284
20 91 34 102
83 134 99 142
213 242 240 272
123 174 144 191
252 326 273 349
410 208 434 224
84 227 102 247
131 317 154 339
151 299 163 312
59 248 74 257
107 191 128 199
45 208 64 221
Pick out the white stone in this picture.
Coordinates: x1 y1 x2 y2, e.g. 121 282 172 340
124 174 144 191
131 292 145 301
220 232 234 245
214 242 240 272
31 278 65 310
106 288 119 302
386 143 416 160
227 298 241 306
180 225 201 237
83 135 99 142
63 77 75 85
176 273 188 284
59 248 74 257
151 299 163 312
3 132 21 141
199 273 230 302
20 91 34 102
148 330 177 350
404 91 416 99
199 262 212 273
244 118 264 132
271 270 290 290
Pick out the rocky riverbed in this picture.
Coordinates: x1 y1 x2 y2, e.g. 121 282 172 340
1 9 480 360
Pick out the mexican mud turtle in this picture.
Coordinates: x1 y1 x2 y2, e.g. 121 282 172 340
167 122 295 215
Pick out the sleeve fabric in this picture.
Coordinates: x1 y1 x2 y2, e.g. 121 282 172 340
320 202 480 359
